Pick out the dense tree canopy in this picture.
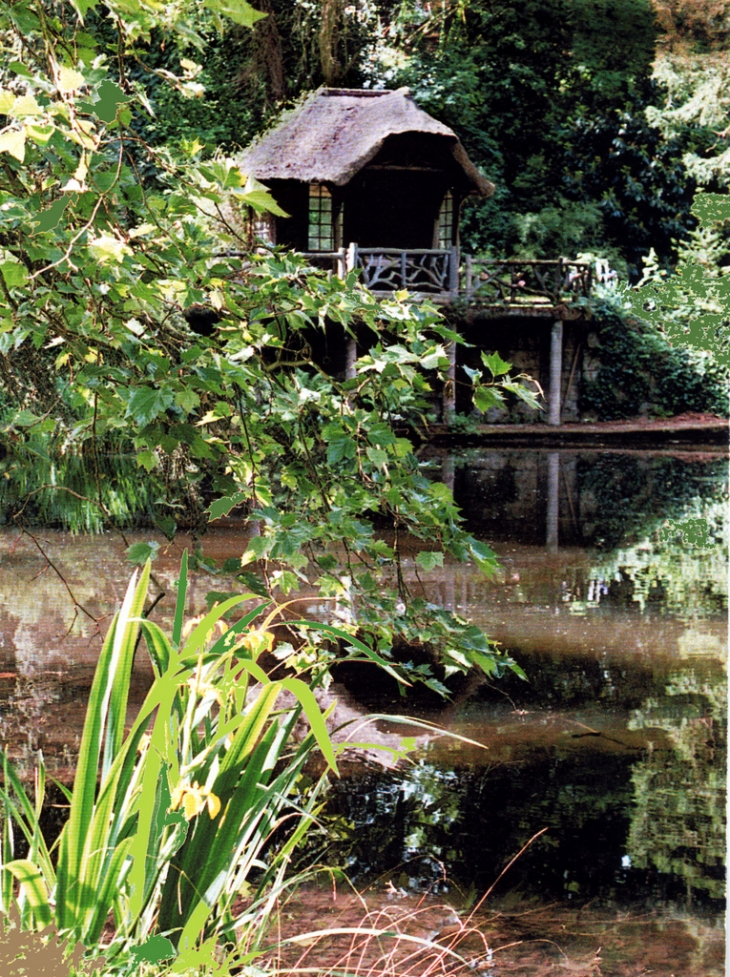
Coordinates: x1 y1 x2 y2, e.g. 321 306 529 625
132 0 729 279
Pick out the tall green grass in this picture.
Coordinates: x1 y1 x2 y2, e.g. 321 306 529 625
0 553 339 973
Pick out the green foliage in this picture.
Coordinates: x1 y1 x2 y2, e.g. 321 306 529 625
0 0 531 688
462 352 542 416
627 191 730 368
647 53 730 189
133 0 381 157
590 190 730 416
375 0 698 277
579 299 729 419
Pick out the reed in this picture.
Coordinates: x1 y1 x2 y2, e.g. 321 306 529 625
0 552 339 973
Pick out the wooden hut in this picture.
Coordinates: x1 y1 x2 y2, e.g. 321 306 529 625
238 87 493 253
238 87 593 427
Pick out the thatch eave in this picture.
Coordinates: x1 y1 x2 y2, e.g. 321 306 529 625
238 87 494 197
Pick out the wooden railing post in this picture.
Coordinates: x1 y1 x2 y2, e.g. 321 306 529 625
464 254 473 298
400 250 407 289
336 246 346 279
556 258 564 303
346 241 357 273
448 247 459 295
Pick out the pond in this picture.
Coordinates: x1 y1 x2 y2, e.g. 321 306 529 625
0 447 726 974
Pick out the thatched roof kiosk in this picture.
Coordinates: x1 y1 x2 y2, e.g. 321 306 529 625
238 87 493 252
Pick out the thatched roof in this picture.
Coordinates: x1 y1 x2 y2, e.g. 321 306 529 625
238 87 494 196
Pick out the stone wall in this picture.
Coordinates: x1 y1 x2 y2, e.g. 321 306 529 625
455 312 591 423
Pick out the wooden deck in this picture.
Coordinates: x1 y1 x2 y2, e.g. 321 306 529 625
301 247 594 426
426 414 729 450
302 247 593 312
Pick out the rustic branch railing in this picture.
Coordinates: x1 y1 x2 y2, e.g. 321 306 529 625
299 247 591 306
356 247 458 294
463 257 592 306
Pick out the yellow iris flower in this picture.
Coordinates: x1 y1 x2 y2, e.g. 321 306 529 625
170 781 222 820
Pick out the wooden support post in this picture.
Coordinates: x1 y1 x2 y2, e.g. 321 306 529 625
345 334 357 381
443 339 457 423
548 318 563 426
546 451 560 552
336 246 346 279
345 244 358 381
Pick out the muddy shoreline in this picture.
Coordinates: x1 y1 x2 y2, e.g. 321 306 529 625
425 413 729 449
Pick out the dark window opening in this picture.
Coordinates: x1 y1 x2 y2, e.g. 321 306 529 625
437 191 453 248
308 185 341 251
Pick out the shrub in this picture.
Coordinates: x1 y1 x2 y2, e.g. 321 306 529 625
580 300 730 419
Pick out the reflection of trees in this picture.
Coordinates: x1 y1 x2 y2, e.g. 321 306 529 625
319 762 466 890
627 669 727 902
577 454 727 550
0 448 160 532
322 751 638 901
441 450 727 562
570 498 727 620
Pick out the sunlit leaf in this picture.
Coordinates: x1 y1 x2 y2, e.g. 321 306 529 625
0 260 28 287
201 0 268 27
481 351 512 377
0 129 26 162
87 232 132 264
57 66 86 92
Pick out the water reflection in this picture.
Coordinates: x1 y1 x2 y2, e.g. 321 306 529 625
0 450 161 533
430 447 728 550
627 669 726 904
0 448 726 946
322 675 726 912
318 448 727 927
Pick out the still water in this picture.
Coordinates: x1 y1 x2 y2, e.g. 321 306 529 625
0 447 726 973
